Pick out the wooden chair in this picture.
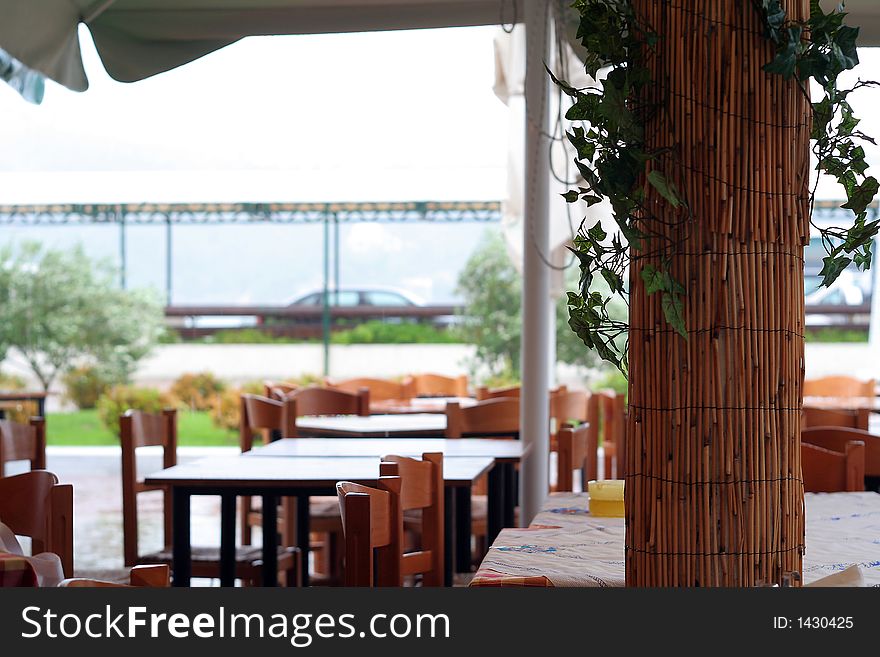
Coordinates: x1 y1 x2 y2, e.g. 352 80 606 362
445 398 520 439
598 391 626 479
239 394 296 546
802 441 865 492
336 454 444 586
803 376 874 398
555 423 598 493
121 408 300 586
475 384 520 401
325 377 409 402
59 565 170 588
475 383 568 401
408 373 468 398
263 380 298 401
381 453 444 586
802 407 869 431
0 470 73 577
285 386 371 437
802 426 880 480
549 390 596 452
0 417 46 476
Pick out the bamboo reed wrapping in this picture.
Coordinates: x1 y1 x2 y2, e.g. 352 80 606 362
626 0 809 586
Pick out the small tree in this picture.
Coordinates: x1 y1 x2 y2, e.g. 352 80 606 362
456 230 602 380
0 242 164 392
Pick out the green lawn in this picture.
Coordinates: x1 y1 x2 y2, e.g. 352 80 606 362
46 409 238 447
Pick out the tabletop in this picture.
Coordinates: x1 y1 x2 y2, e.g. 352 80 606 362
470 491 880 587
802 396 880 411
0 391 47 401
369 397 476 415
145 454 493 489
296 413 446 437
249 437 528 463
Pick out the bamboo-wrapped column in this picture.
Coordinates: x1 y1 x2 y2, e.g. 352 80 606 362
626 0 810 586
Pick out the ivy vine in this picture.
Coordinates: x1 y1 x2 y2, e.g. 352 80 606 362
558 0 879 373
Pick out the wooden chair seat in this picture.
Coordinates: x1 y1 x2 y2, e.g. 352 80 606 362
139 546 300 585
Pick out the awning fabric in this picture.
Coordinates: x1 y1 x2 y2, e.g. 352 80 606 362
3 1 879 95
0 0 517 92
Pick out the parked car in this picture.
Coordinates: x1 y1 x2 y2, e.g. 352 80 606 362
271 287 458 328
287 288 423 308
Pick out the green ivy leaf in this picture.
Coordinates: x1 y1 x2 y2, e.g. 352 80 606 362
661 292 687 339
646 170 681 208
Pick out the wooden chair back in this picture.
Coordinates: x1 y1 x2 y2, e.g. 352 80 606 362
408 373 468 398
0 417 46 475
0 470 73 576
598 391 626 479
556 423 598 492
476 385 520 401
286 387 370 437
263 381 298 400
802 441 865 492
239 394 296 451
337 475 402 586
120 409 177 567
802 407 869 431
59 565 171 588
802 426 880 478
379 453 444 586
326 377 408 402
445 398 520 439
803 376 874 398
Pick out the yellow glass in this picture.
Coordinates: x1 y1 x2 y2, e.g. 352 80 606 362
588 479 625 517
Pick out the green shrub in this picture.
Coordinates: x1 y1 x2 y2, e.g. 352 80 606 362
62 365 114 409
170 371 227 411
97 385 171 437
209 380 264 432
0 369 31 422
210 329 301 344
0 369 26 391
331 320 460 344
593 368 628 396
804 328 868 343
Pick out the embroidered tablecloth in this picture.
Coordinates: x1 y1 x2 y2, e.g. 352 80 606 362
470 491 880 587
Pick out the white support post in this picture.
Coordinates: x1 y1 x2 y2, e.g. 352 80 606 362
520 0 552 526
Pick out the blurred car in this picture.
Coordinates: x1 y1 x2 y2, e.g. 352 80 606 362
287 288 423 308
277 287 458 328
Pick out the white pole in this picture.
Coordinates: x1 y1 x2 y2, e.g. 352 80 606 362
520 0 552 525
869 236 880 351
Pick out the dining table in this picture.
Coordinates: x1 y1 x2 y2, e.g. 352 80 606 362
145 453 495 587
0 552 37 587
250 437 529 556
470 490 880 587
295 413 447 437
369 397 477 415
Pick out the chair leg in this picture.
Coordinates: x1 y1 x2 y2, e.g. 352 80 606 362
241 496 253 546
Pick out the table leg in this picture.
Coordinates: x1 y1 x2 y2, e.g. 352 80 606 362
262 494 278 587
36 396 45 420
454 487 472 573
296 495 310 587
443 486 454 587
220 493 236 587
503 463 517 527
172 488 191 587
487 465 504 545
